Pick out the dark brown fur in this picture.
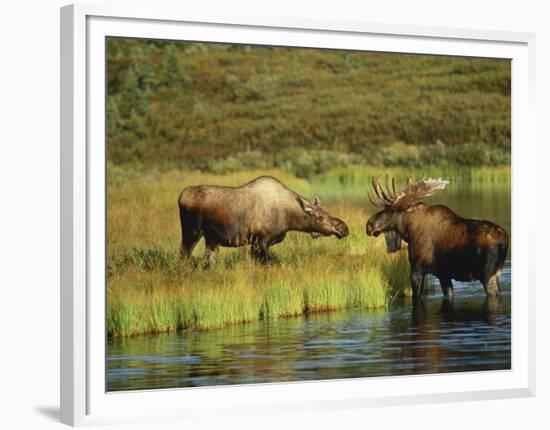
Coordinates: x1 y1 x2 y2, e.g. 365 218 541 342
178 176 349 267
367 203 509 300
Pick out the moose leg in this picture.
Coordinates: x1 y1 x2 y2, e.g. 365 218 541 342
439 277 454 299
410 270 425 302
179 207 201 258
482 274 500 297
181 229 201 259
251 239 271 264
202 242 219 268
482 252 501 297
495 269 503 293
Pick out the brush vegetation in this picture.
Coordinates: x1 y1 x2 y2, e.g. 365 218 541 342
107 39 510 178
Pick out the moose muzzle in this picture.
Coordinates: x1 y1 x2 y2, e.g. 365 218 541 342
366 220 381 237
334 221 350 239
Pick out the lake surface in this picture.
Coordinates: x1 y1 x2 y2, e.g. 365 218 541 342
107 179 511 391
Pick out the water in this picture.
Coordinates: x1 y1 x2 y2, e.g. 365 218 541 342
107 179 511 392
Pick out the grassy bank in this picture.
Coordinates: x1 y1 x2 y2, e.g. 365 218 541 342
107 165 508 337
108 243 408 337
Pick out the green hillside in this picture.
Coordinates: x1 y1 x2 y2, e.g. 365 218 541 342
107 38 510 177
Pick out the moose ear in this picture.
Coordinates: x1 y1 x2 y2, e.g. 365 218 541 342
296 196 314 214
312 195 323 207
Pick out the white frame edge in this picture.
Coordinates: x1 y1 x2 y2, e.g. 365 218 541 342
60 3 537 427
61 4 87 426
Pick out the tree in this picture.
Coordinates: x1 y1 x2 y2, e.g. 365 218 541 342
138 61 158 93
118 66 148 116
107 96 122 138
162 43 188 88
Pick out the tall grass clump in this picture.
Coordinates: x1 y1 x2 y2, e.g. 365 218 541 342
108 289 144 338
260 274 304 319
379 251 411 299
348 265 390 308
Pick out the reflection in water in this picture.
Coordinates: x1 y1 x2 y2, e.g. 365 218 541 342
107 180 511 392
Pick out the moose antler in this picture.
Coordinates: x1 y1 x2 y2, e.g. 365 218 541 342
394 176 449 208
367 175 398 208
368 175 449 209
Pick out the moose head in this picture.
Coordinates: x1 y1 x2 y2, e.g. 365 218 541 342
297 195 350 239
366 175 449 252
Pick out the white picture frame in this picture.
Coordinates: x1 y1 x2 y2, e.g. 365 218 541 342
60 3 536 426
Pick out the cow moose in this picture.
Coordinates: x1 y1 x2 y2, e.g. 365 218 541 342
178 176 349 267
365 176 509 301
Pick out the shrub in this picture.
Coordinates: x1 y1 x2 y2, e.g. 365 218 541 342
235 65 280 101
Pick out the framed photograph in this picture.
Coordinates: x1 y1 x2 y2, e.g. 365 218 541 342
60 3 536 426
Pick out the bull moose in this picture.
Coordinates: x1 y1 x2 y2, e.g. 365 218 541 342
365 176 508 301
178 176 349 267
